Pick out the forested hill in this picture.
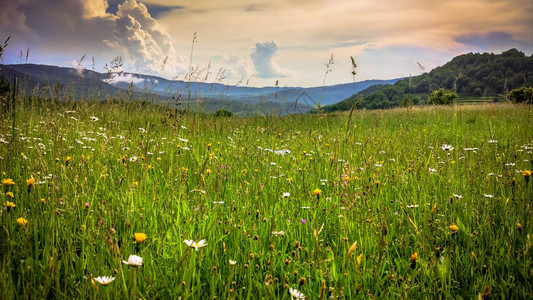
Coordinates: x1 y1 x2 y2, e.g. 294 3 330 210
323 48 533 112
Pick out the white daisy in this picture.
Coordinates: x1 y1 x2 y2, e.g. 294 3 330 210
93 276 115 285
122 255 143 267
441 144 454 151
184 239 207 251
272 231 285 236
229 259 237 265
289 287 306 299
282 192 291 198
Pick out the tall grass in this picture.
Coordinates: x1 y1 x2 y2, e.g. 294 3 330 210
0 98 532 299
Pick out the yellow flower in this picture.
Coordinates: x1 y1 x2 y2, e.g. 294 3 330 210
410 251 418 262
17 217 28 227
313 188 322 196
66 156 72 163
26 178 35 187
40 198 46 204
206 169 212 174
133 232 147 244
409 251 418 269
523 170 532 183
449 224 459 232
5 192 14 198
5 201 15 208
2 178 15 186
156 157 161 161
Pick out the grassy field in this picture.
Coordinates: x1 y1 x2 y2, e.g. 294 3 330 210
1 100 532 299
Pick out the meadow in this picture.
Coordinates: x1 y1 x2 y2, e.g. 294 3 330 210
1 100 532 299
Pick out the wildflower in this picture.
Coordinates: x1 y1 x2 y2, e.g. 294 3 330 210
2 178 15 186
40 198 46 204
93 276 115 285
65 156 72 165
272 231 285 236
313 188 322 198
301 219 306 224
282 192 290 198
488 140 497 143
26 178 35 187
17 217 28 227
129 156 138 162
452 193 463 199
441 144 454 151
184 239 207 251
84 202 90 208
5 192 14 198
523 170 531 184
229 259 237 265
483 194 494 198
289 287 306 299
5 201 15 210
122 255 143 266
133 233 147 244
409 252 417 269
206 169 212 174
449 224 459 234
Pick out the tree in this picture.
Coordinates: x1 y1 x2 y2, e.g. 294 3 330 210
400 95 413 108
428 89 457 105
508 86 533 104
215 109 233 117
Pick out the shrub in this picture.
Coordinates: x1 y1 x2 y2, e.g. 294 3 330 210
508 86 533 104
215 109 233 117
428 88 457 105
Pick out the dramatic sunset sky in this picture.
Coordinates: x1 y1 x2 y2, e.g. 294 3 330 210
1 0 532 87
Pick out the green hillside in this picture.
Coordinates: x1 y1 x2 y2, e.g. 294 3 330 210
323 48 533 112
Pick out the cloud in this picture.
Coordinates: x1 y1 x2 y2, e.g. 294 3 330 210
2 0 188 78
103 73 146 84
217 54 254 81
455 32 533 53
250 41 289 78
107 0 188 77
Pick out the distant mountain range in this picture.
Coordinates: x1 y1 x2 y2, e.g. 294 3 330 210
0 63 400 109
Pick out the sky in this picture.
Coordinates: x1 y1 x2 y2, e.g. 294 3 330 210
1 0 532 87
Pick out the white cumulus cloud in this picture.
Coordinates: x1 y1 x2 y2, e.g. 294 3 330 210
250 41 289 78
